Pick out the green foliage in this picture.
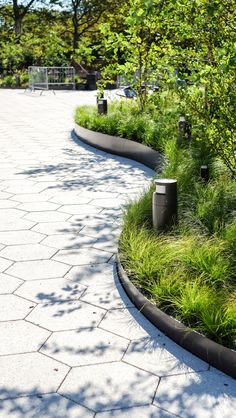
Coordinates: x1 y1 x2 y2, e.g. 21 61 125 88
120 129 236 348
75 92 180 151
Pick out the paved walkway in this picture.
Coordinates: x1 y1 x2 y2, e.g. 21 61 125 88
0 89 235 418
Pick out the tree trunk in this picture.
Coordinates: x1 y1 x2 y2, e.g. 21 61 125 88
13 0 22 37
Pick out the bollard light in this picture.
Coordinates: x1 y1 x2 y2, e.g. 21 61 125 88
97 99 107 115
178 115 191 146
200 165 209 182
153 179 177 231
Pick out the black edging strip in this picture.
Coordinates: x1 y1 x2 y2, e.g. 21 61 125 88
74 123 163 170
74 123 236 380
116 254 236 379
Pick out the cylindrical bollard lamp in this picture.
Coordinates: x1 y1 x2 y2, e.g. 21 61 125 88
200 165 209 182
97 98 107 115
153 179 177 231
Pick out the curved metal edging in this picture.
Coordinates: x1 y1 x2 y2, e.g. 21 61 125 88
116 254 236 379
73 123 236 380
74 123 163 171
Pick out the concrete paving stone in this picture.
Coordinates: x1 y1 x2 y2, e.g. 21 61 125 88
0 180 36 189
0 257 13 272
27 299 106 331
0 244 57 262
53 248 112 266
0 320 50 355
41 327 129 366
69 214 115 228
0 393 94 418
123 336 209 377
32 221 83 235
0 352 69 399
89 198 127 209
64 264 118 287
0 273 23 294
0 230 45 245
59 362 159 412
96 405 175 418
5 184 48 194
0 191 13 199
80 282 133 310
6 259 70 280
50 193 91 205
41 234 97 250
17 202 60 212
78 191 119 199
80 224 120 239
0 219 35 231
15 278 87 303
58 204 102 215
10 193 53 202
0 200 19 208
99 308 162 340
0 294 35 321
93 236 118 253
23 211 70 223
0 208 27 221
154 371 236 418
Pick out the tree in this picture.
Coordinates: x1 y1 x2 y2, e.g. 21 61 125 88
100 0 173 111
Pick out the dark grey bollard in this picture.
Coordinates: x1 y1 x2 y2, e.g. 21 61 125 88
153 179 177 231
200 165 209 182
178 116 191 146
97 99 107 115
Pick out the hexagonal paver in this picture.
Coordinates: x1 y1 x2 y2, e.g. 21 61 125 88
0 191 13 199
0 208 26 221
0 393 94 418
154 371 236 418
32 221 83 235
123 336 208 377
0 257 13 272
41 327 129 366
15 278 87 303
58 204 102 215
0 294 35 321
6 259 70 280
65 264 117 287
96 405 175 418
53 248 112 266
59 362 159 412
99 308 160 340
0 219 35 231
80 282 133 310
0 320 50 355
41 234 97 250
27 300 106 331
89 198 123 209
23 211 70 223
0 352 69 399
80 224 120 239
10 193 53 202
50 193 91 205
0 200 19 209
17 202 60 212
0 230 45 245
0 273 23 294
0 244 57 262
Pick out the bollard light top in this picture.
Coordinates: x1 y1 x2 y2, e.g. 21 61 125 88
155 179 177 184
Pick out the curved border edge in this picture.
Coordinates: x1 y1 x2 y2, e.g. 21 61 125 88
116 254 236 379
74 123 163 171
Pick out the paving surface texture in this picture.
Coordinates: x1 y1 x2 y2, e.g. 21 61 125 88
0 89 235 418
